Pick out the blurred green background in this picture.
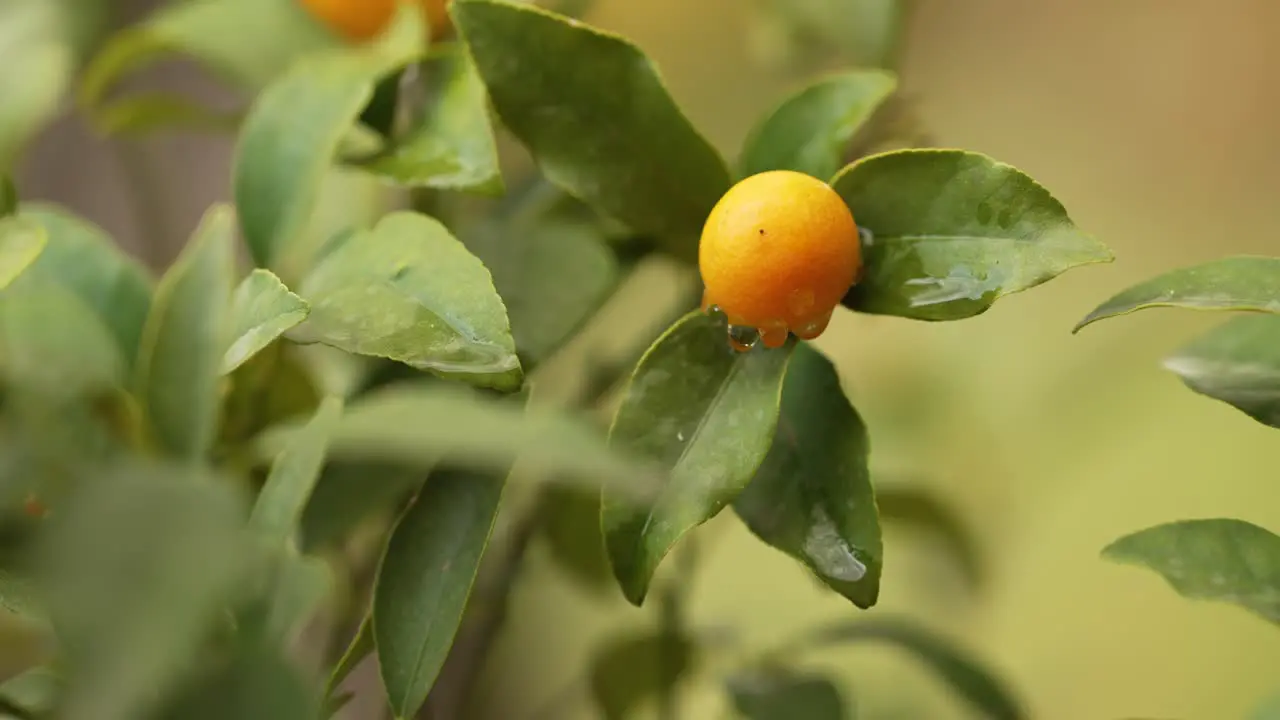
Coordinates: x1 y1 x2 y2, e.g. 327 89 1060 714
18 0 1280 718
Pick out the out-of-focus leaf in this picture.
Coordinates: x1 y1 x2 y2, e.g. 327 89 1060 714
589 630 695 720
1162 314 1280 428
19 204 152 368
301 461 424 552
79 0 338 132
752 0 908 70
355 48 502 194
740 70 897 180
0 217 44 291
261 551 333 648
374 467 505 719
93 94 241 137
0 0 74 171
1252 691 1280 720
1103 518 1280 624
224 269 310 375
154 642 320 720
798 617 1025 720
233 5 424 269
733 343 881 608
287 211 522 390
251 397 343 545
1076 257 1280 332
134 205 235 460
727 669 848 720
35 462 249 720
325 612 373 698
834 149 1112 321
0 666 58 716
452 0 731 262
876 483 984 589
603 311 794 606
539 485 613 594
219 343 321 450
0 587 52 687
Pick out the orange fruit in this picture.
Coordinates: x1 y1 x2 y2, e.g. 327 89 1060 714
699 170 861 350
299 0 452 43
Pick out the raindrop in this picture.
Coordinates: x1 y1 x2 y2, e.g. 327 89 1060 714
858 226 874 247
726 324 760 352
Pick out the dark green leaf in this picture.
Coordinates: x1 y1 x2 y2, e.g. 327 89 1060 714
452 0 731 261
224 269 310 375
740 70 897 180
733 343 881 608
728 670 847 720
301 461 424 552
287 211 522 390
0 177 15 217
251 397 343 545
374 467 505 719
799 617 1025 720
233 6 424 269
1102 518 1280 624
134 205 235 460
35 462 249 720
539 485 613 594
1162 314 1280 428
876 483 984 589
155 642 320 720
603 311 794 606
355 49 502 194
0 218 44 291
589 630 695 720
834 149 1111 321
325 612 373 699
1076 257 1280 332
19 204 153 368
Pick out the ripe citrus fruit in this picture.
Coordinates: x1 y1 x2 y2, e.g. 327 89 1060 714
299 0 452 43
699 170 861 350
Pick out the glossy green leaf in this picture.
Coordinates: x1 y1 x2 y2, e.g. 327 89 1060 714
355 49 502 193
0 0 74 171
134 205 235 460
224 269 310 375
452 0 731 261
266 382 661 497
834 149 1111 321
1162 314 1280 428
79 0 337 131
233 7 425 269
0 217 44 291
740 70 897 180
733 342 881 608
154 642 320 720
590 630 695 720
287 211 522 390
325 612 373 699
251 397 343 545
1103 518 1280 624
603 311 794 606
876 484 984 589
19 204 153 367
35 462 249 720
1076 257 1280 332
728 670 847 720
374 467 505 719
798 617 1025 720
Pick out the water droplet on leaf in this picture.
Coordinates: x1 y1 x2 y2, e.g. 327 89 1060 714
726 324 760 352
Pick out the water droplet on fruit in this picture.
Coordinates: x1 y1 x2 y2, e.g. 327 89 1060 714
726 324 760 352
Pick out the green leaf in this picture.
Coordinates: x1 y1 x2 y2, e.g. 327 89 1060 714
134 204 235 460
19 204 152 368
1075 257 1280 332
261 552 333 647
603 311 794 606
451 0 731 261
798 617 1025 720
91 94 242 137
233 6 425 269
1161 314 1280 429
250 397 343 545
875 484 984 589
1252 691 1280 720
752 0 909 70
79 0 338 130
325 612 373 699
374 467 505 719
0 0 75 170
1102 518 1280 624
154 642 321 720
354 48 503 194
727 670 848 720
34 462 249 720
0 574 52 687
539 485 614 594
589 630 695 720
0 217 44 291
287 211 522 390
0 666 58 716
740 70 897 180
224 269 310 376
732 342 881 608
301 461 425 552
834 149 1112 321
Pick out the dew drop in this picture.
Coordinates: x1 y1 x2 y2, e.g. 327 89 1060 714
726 324 760 352
858 226 874 247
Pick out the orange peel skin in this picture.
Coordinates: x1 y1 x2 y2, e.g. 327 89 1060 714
298 0 452 43
698 170 861 351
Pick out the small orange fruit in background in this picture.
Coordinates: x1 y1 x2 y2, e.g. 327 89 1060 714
699 170 862 351
299 0 452 43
